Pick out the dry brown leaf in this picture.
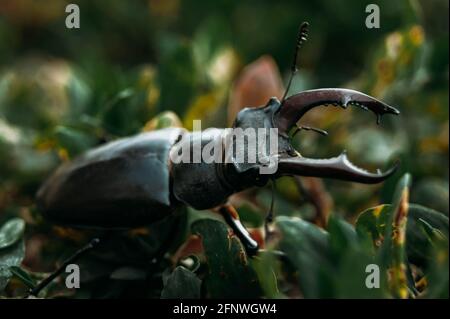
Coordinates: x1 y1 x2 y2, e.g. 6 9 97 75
227 55 284 125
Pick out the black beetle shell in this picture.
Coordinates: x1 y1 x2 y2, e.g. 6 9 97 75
36 128 185 228
171 129 234 210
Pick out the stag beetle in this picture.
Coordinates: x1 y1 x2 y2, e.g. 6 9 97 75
36 22 400 257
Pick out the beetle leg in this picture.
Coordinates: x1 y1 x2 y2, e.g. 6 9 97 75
218 204 259 257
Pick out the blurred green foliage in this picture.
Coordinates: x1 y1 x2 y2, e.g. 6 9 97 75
0 0 448 298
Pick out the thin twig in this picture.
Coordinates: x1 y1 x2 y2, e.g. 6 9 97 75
27 238 100 297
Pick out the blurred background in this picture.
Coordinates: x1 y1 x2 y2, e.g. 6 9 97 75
0 0 448 298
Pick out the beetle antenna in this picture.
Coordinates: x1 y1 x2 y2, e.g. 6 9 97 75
281 21 309 103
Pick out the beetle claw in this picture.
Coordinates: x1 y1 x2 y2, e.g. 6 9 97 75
272 88 400 182
277 152 399 184
275 88 400 132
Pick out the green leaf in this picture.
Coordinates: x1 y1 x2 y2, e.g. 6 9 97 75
425 238 449 298
411 179 449 216
405 204 448 268
191 219 261 298
0 239 25 292
328 215 359 256
355 174 449 298
54 126 96 157
9 266 36 289
161 266 201 299
0 218 25 250
356 203 449 267
417 218 446 242
275 216 332 298
379 174 411 283
159 42 199 117
358 174 412 299
356 205 391 249
250 251 282 298
333 250 388 298
327 215 386 298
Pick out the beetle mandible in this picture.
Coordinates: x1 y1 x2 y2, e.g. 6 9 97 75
36 22 400 256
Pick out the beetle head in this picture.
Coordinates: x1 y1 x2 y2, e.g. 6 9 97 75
224 88 400 190
222 22 400 190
